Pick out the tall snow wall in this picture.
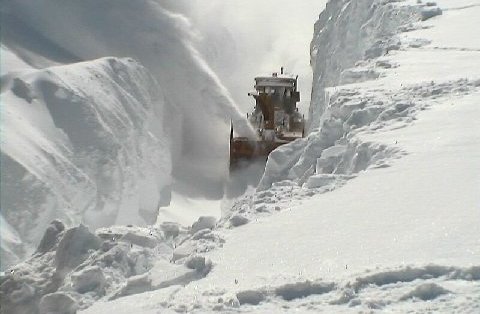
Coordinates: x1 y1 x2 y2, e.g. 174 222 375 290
1 57 171 269
309 0 420 130
0 0 253 269
258 0 421 190
1 0 253 193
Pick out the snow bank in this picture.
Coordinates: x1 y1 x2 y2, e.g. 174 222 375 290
2 0 254 191
1 57 171 269
399 283 450 301
259 0 446 190
0 217 217 312
1 0 260 268
309 0 420 129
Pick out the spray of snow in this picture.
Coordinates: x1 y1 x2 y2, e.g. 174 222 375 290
163 0 327 114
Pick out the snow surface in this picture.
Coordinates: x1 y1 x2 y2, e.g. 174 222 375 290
1 0 255 268
1 0 327 270
1 57 173 269
80 0 477 312
157 192 222 228
2 0 480 313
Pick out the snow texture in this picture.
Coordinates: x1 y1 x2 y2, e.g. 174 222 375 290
399 283 451 301
1 0 255 269
0 218 216 312
1 57 171 269
1 0 254 182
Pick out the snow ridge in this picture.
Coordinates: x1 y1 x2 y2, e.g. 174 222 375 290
1 57 171 269
0 214 224 312
1 0 256 269
223 77 478 231
308 0 420 130
257 0 466 192
2 0 255 186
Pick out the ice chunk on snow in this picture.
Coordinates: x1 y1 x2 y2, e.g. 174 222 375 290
111 273 152 300
9 282 35 304
36 220 65 254
55 225 101 272
236 290 266 305
229 215 250 227
160 222 180 238
119 232 158 249
421 6 442 21
39 292 77 314
274 281 335 301
71 266 106 294
400 283 450 301
305 174 339 189
185 255 212 274
191 216 217 234
173 242 196 262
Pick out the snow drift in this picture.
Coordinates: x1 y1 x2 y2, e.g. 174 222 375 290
258 0 424 190
2 0 253 190
1 57 171 269
1 0 254 269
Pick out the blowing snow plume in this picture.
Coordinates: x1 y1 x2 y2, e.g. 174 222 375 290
159 0 326 198
163 0 326 114
2 0 254 194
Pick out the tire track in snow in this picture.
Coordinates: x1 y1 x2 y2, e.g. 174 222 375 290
443 4 480 12
193 264 480 312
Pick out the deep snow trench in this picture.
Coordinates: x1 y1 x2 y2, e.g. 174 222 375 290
0 0 326 270
2 0 480 313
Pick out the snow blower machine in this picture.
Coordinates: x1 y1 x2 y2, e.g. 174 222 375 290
229 68 305 171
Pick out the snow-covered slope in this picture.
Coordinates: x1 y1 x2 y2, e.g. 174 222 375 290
258 0 422 190
2 0 479 313
2 1 253 179
1 1 254 269
1 57 171 269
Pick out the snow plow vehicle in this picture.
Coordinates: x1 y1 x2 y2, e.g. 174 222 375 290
230 68 305 171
